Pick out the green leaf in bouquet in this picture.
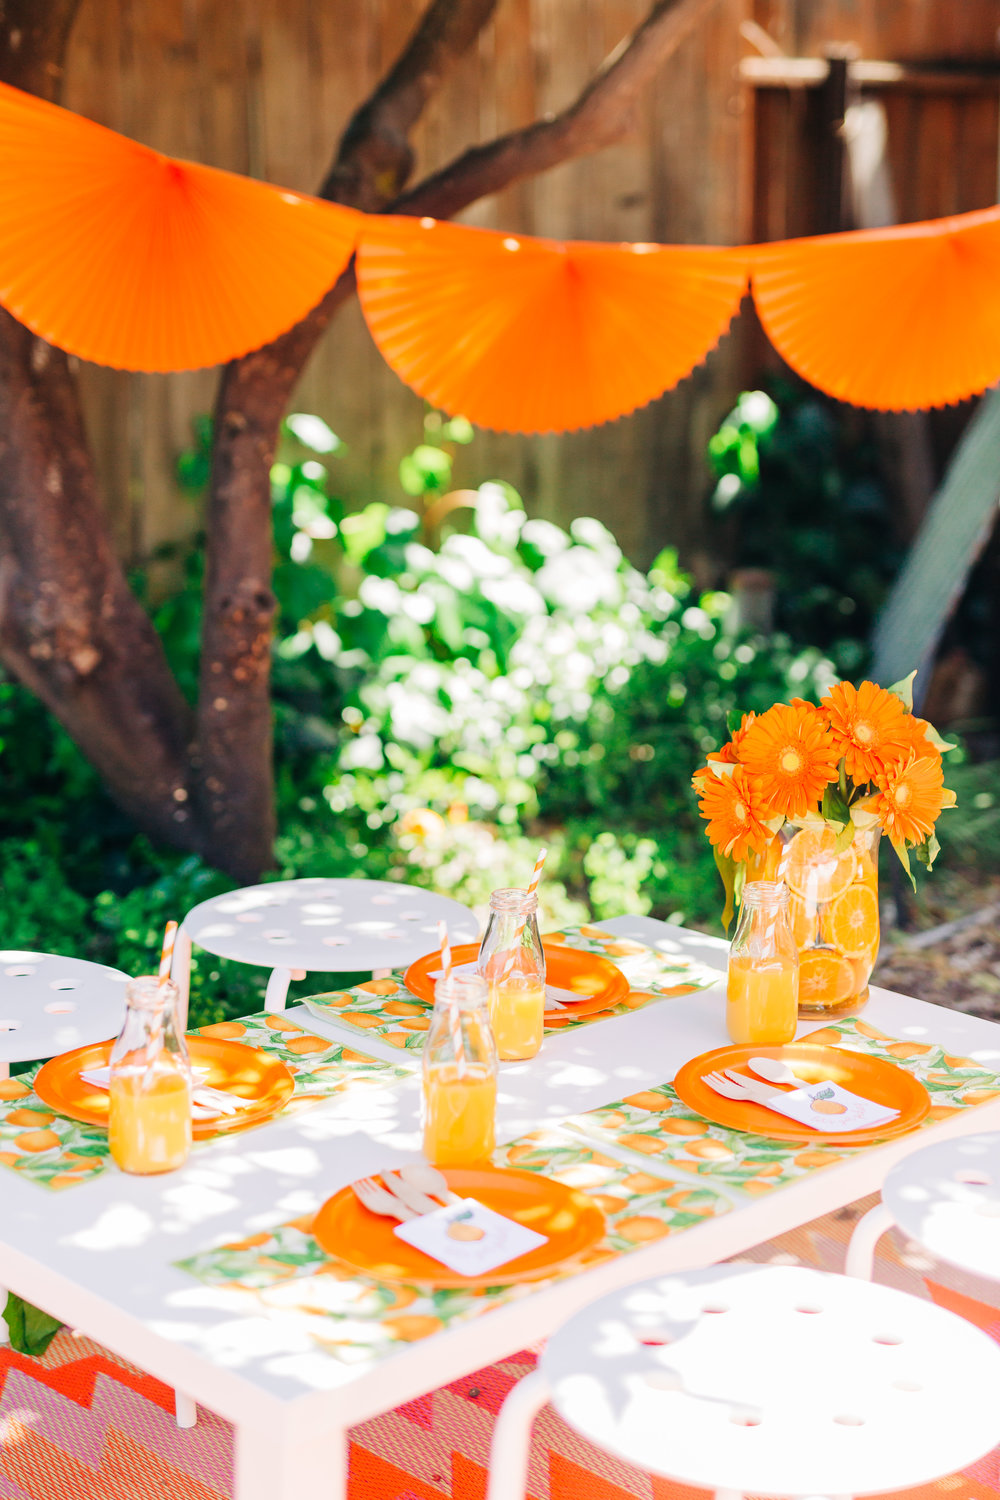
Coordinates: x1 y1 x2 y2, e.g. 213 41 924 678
714 846 739 931
890 834 916 891
821 783 850 830
914 832 941 871
887 670 917 711
725 709 743 735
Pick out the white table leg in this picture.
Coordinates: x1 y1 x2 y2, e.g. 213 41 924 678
0 1061 9 1081
372 967 392 980
0 1287 9 1345
235 1411 347 1500
845 1202 895 1280
171 927 193 1033
174 1391 198 1428
487 1369 550 1500
264 967 292 1014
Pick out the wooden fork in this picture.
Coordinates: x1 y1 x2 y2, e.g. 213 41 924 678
352 1176 417 1221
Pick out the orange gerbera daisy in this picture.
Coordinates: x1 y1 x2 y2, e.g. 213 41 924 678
738 701 839 819
697 763 771 863
875 752 955 845
692 713 756 793
821 680 910 785
877 712 937 775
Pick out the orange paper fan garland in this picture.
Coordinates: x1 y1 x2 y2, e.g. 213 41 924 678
0 82 360 371
356 216 750 433
750 206 1000 411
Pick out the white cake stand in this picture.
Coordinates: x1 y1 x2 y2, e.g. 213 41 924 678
171 877 480 1024
0 950 130 1080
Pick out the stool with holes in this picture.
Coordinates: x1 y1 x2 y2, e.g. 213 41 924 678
171 877 479 1025
486 1263 1000 1500
846 1130 1000 1283
0 950 129 1350
0 949 130 1082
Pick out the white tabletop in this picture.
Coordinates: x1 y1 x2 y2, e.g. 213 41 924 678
2 916 1000 1450
0 949 130 1065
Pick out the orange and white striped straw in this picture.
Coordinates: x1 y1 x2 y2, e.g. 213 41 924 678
158 920 178 987
500 847 547 983
438 919 466 1075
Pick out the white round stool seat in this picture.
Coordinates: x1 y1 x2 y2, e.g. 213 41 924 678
882 1131 1000 1281
0 950 130 1065
540 1264 1000 1497
182 877 479 973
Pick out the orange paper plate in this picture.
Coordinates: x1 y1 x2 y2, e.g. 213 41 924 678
0 82 360 371
673 1043 929 1145
750 206 1000 410
33 1036 295 1139
313 1166 606 1288
357 216 749 433
403 941 629 1018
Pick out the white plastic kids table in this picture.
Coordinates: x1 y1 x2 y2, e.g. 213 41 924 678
2 915 999 1500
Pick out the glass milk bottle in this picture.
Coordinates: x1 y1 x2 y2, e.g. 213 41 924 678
727 881 799 1046
422 972 498 1167
109 976 193 1175
478 888 546 1060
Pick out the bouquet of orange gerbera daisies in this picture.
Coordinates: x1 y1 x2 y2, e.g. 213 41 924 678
694 673 956 925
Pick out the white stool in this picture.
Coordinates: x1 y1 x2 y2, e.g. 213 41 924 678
0 950 130 1351
846 1130 1000 1282
171 877 479 1026
0 949 130 1082
0 950 194 1431
487 1264 1000 1500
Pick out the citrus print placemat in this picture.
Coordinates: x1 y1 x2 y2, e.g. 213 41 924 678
175 1014 1000 1370
176 1127 731 1366
301 923 723 1054
560 1016 1000 1189
0 1013 406 1191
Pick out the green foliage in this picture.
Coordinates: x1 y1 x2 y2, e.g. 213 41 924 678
708 383 900 674
0 405 842 1028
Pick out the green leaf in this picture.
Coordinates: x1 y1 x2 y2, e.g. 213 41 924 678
821 784 850 829
4 1294 63 1356
714 846 738 931
914 832 941 870
725 709 743 735
923 722 958 755
887 670 917 711
890 834 917 892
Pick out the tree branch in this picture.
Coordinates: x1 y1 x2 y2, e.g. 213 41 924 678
197 0 499 876
199 0 719 879
321 0 501 210
394 0 721 219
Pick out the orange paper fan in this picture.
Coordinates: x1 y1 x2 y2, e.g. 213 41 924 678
357 217 749 432
751 207 1000 410
0 83 360 371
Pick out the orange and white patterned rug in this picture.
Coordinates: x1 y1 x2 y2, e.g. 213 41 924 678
2 1193 999 1500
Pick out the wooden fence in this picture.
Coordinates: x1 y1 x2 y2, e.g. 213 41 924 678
62 0 1000 574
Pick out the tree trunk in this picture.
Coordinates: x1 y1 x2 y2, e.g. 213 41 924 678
0 0 201 853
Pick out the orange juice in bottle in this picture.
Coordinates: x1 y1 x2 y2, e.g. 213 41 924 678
423 972 497 1167
109 976 193 1175
726 881 799 1046
478 887 545 1061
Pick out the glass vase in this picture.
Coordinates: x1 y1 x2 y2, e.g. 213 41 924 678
748 824 880 1017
